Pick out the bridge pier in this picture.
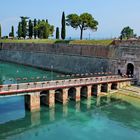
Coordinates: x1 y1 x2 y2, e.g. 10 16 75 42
75 87 81 102
107 83 112 93
126 81 131 86
48 90 55 108
86 86 92 98
62 88 68 104
25 92 40 112
55 88 68 105
97 84 101 95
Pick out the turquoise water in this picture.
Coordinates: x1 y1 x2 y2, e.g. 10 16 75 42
0 61 70 85
0 61 140 140
0 96 140 140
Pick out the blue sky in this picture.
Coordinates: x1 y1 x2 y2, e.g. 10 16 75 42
0 0 140 39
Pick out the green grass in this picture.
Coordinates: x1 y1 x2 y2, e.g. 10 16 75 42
69 39 113 46
0 39 113 46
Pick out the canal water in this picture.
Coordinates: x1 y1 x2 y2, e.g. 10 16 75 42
0 61 140 140
0 61 70 85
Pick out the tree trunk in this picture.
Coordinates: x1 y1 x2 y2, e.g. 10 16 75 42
80 29 83 40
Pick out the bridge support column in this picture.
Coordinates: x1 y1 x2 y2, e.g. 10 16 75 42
126 81 131 87
62 88 68 105
48 90 55 108
116 82 120 89
97 84 101 95
25 92 40 112
86 85 92 98
119 82 123 89
75 87 81 102
107 83 112 93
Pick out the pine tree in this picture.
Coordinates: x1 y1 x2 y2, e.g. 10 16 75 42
61 12 66 40
0 24 1 38
56 27 59 39
17 22 22 39
28 20 33 39
34 19 37 39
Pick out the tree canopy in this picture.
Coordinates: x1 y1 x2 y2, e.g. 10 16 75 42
66 13 98 40
34 20 54 39
120 26 135 39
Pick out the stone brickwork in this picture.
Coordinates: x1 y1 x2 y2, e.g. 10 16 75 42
109 41 140 84
0 41 140 82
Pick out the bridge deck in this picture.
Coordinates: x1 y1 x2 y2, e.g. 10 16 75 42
0 75 133 96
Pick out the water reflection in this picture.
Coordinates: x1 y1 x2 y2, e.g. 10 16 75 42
0 96 140 140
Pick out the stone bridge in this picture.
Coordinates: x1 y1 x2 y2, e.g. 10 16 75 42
0 75 133 111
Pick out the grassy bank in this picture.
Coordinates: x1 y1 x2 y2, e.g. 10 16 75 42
0 39 113 46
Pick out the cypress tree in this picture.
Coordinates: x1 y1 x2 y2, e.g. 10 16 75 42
0 24 1 38
46 19 48 23
12 26 14 37
28 20 33 39
20 16 28 39
61 12 66 40
17 22 22 39
34 19 37 39
56 27 59 39
37 20 41 38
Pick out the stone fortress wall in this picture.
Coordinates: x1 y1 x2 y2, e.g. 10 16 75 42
0 40 140 83
0 43 110 74
109 40 140 84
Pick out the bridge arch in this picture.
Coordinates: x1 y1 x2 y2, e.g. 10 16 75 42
127 63 134 77
55 89 63 103
92 85 98 96
80 86 88 98
40 90 49 105
68 87 76 100
111 83 118 90
101 83 108 92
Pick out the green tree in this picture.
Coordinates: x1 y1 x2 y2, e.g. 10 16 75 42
61 12 66 40
0 24 1 38
28 20 33 39
9 26 14 37
12 26 14 37
120 26 135 39
37 20 41 38
17 22 22 39
20 16 29 39
66 13 98 40
56 27 59 39
34 21 54 39
34 19 37 39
